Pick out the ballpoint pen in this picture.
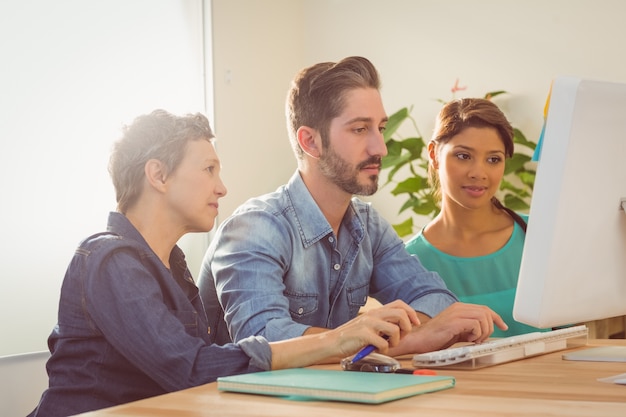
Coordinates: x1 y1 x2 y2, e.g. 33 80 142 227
349 344 377 364
350 335 390 364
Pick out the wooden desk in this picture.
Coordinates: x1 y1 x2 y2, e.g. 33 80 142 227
77 339 626 417
585 315 626 339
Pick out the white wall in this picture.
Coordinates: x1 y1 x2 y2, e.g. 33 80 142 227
0 0 209 356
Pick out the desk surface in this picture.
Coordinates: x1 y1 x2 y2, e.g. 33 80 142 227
77 339 626 417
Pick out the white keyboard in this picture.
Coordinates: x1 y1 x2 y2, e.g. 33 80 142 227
412 325 588 369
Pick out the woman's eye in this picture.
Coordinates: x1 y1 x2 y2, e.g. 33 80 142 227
205 165 215 174
455 153 470 160
488 156 503 164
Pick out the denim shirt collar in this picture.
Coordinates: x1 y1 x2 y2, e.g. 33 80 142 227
285 171 365 248
105 211 188 278
107 211 147 244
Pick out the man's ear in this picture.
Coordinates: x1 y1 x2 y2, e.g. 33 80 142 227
296 126 321 159
144 159 168 192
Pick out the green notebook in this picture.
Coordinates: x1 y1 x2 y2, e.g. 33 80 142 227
217 368 455 404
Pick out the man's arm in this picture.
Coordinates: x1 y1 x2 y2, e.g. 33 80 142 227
366 206 458 316
203 210 311 342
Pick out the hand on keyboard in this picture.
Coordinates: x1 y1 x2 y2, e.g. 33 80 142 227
388 302 509 357
412 325 588 369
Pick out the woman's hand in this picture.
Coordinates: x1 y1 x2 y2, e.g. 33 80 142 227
330 300 420 358
269 300 419 369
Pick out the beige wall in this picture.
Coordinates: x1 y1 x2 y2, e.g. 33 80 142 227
211 0 626 230
210 0 303 220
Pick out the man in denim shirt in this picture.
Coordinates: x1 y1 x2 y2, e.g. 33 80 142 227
199 57 508 356
28 110 418 417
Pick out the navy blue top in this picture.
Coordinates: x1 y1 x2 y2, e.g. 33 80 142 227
28 212 271 417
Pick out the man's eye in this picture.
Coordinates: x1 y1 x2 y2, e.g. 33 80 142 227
379 126 387 133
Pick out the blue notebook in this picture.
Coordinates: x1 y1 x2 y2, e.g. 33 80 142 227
217 368 455 404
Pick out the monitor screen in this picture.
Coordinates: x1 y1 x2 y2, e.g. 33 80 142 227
513 76 626 328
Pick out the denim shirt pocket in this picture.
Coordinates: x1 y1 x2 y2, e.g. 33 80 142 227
285 291 318 321
347 283 370 317
170 309 200 337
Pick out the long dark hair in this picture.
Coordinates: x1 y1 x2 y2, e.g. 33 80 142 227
491 197 527 232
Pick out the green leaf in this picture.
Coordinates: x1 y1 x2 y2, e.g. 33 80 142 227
503 194 530 212
399 137 426 158
412 198 438 215
518 171 536 188
384 138 403 158
513 128 536 150
391 177 428 195
500 179 525 195
398 196 419 214
392 217 414 238
484 90 507 99
384 162 409 182
383 107 410 141
504 153 531 175
382 151 411 170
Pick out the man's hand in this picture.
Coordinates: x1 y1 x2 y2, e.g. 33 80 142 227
388 302 508 355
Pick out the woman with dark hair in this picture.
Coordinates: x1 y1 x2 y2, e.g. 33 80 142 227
405 98 543 337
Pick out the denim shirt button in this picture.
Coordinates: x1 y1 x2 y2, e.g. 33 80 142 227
333 263 341 271
297 307 304 314
328 236 335 243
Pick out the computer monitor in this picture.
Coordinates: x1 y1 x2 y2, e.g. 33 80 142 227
513 76 626 329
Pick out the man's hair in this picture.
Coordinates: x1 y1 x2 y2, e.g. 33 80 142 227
285 56 381 158
109 109 214 213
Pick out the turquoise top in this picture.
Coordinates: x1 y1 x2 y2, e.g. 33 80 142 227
405 214 548 337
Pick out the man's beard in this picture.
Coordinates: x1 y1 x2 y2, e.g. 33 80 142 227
318 145 381 196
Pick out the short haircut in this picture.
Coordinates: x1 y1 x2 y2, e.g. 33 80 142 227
109 109 214 213
285 56 381 158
